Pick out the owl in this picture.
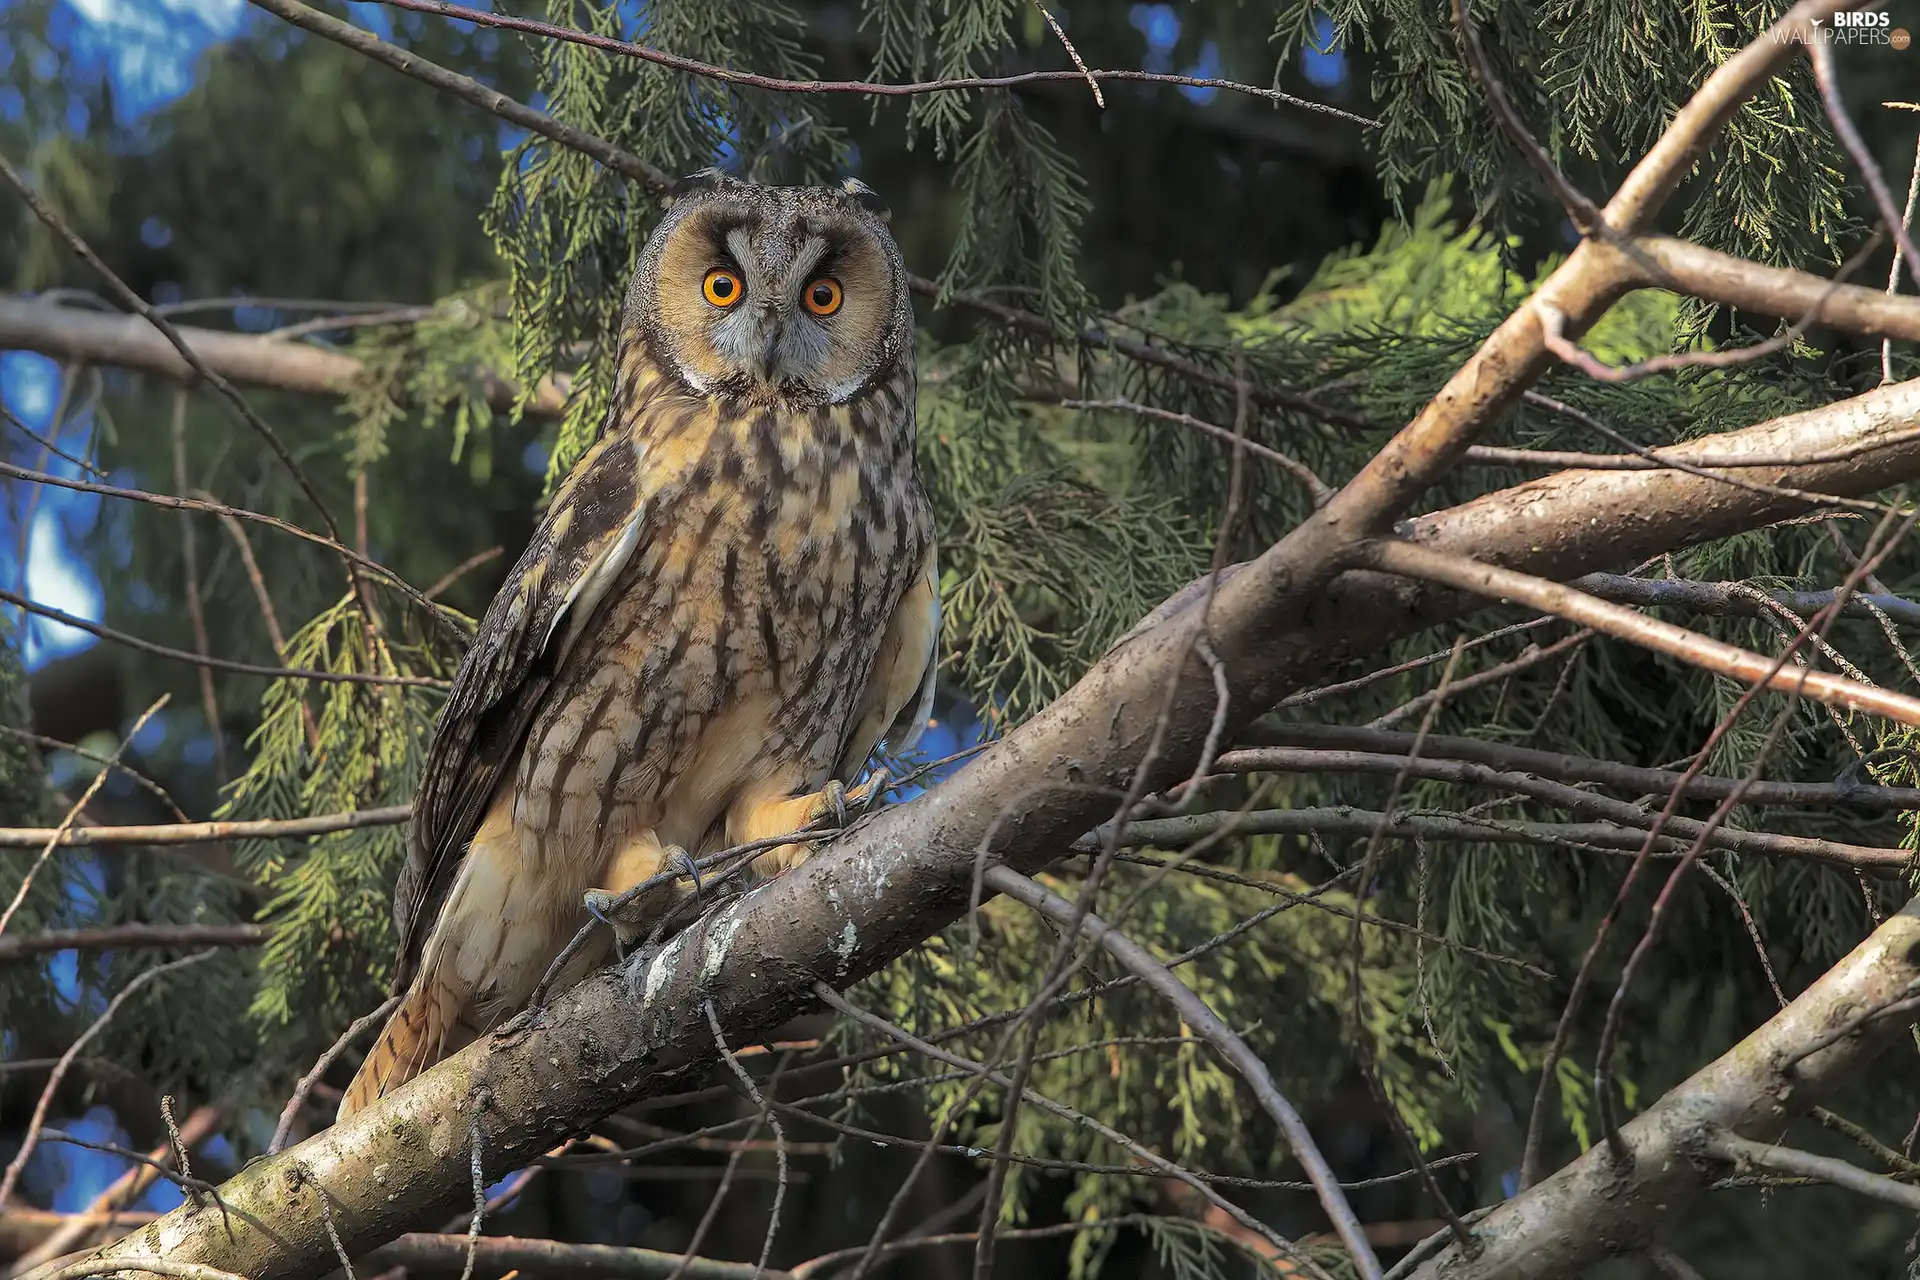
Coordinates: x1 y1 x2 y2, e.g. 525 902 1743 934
338 171 939 1118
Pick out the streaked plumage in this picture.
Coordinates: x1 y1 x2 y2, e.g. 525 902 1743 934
339 172 937 1118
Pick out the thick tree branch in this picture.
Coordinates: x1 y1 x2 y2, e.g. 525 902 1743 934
1409 900 1920 1277
0 294 568 415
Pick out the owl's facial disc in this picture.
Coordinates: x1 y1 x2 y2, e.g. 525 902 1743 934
648 190 902 404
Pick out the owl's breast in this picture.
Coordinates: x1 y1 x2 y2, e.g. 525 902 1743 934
511 386 927 854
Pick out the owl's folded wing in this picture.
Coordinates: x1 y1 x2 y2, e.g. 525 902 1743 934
835 540 941 782
392 431 650 990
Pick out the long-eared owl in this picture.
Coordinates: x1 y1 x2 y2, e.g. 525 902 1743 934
339 170 938 1117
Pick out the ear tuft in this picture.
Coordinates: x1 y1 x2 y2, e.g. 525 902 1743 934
667 168 728 204
840 178 891 222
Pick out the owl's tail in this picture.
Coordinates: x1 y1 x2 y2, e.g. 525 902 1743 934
337 972 480 1121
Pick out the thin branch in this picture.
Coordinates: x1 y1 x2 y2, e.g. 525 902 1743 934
1809 41 1920 295
0 697 167 938
1084 803 1908 871
1243 720 1920 812
0 950 217 1207
1363 539 1920 726
376 0 1374 124
0 924 265 962
172 388 228 782
424 546 502 600
809 982 1324 1275
0 402 103 478
4 1107 221 1276
1451 0 1605 233
0 805 411 848
271 997 403 1155
703 1003 787 1280
1703 1128 1920 1212
983 866 1385 1280
1882 108 1920 384
38 1130 221 1201
1577 571 1920 628
1032 2 1101 107
1055 398 1334 505
359 1235 789 1280
0 725 188 821
0 148 364 601
1369 628 1590 728
0 458 461 633
0 588 446 688
38 1259 245 1280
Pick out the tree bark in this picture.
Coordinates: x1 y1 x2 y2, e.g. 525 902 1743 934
0 295 566 416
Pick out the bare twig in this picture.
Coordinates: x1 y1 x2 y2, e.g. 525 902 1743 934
1704 1128 1920 1211
1363 539 1920 726
1452 0 1605 233
170 389 228 781
0 925 265 962
3 1107 221 1276
1577 571 1920 627
0 588 446 688
1084 802 1907 870
704 1004 787 1280
0 805 412 849
1056 397 1334 505
0 697 168 939
1033 2 1101 106
1242 720 1920 811
1369 629 1591 728
0 459 458 631
1882 107 1920 383
424 547 503 600
983 867 1385 1280
376 0 1372 123
1809 42 1920 295
37 1259 245 1280
271 997 404 1154
0 949 217 1207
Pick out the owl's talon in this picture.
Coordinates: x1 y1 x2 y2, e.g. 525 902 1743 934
583 888 618 928
821 779 849 828
847 767 892 815
671 848 704 903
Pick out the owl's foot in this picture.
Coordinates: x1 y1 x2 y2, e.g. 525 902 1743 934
818 767 893 829
585 845 693 953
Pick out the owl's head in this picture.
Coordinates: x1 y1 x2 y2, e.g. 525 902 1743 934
624 170 912 406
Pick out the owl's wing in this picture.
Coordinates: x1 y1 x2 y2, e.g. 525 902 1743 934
392 430 649 991
835 539 942 782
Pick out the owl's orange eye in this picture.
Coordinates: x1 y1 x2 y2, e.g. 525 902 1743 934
802 277 843 317
703 269 743 308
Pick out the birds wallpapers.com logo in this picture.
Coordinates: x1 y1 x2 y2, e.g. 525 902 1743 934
1779 12 1912 48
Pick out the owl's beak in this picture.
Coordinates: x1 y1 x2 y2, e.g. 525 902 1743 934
756 327 783 382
